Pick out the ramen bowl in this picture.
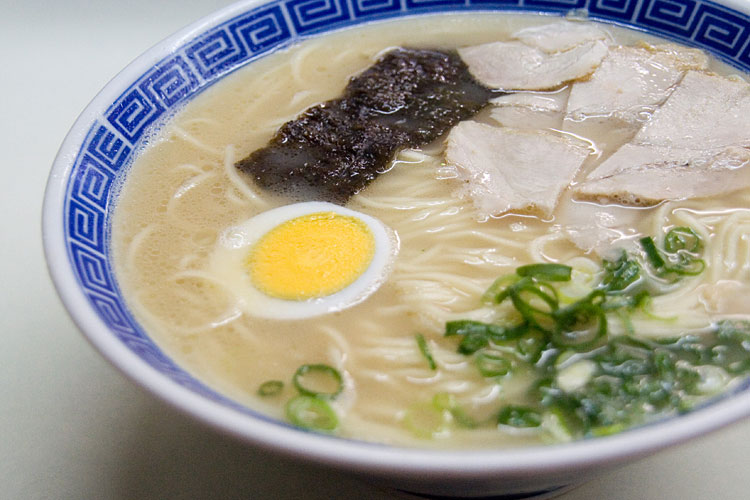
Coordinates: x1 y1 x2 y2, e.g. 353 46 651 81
43 0 750 497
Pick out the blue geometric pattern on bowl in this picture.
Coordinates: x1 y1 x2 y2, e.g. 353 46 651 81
63 0 750 416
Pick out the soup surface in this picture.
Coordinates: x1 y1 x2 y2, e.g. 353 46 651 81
113 14 750 448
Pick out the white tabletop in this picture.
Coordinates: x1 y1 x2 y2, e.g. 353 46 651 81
3 1 750 498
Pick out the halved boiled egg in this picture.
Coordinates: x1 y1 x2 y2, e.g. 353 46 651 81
209 202 399 320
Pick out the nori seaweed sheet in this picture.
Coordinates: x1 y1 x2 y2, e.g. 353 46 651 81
236 48 495 203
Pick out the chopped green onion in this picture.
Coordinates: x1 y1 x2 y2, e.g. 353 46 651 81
482 274 522 304
257 380 284 397
653 350 676 377
432 392 456 411
440 226 723 440
516 263 572 282
450 408 478 429
558 261 598 303
640 236 666 270
458 330 489 354
601 252 641 292
509 281 558 330
589 422 626 437
285 395 338 431
727 359 750 375
499 323 533 342
445 320 501 337
403 401 448 438
475 351 511 377
517 329 547 363
550 320 606 351
416 333 437 370
550 292 607 350
543 407 577 442
664 227 702 253
292 364 343 399
497 405 542 428
671 257 705 276
641 230 705 278
716 319 750 346
445 320 517 354
432 393 477 428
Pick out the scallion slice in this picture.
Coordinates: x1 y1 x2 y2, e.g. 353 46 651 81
497 405 542 428
664 226 702 253
509 281 558 330
445 320 498 337
516 263 572 282
475 351 511 377
601 252 641 292
551 297 607 350
641 229 705 278
670 256 705 276
257 380 284 397
285 395 338 431
403 402 448 439
517 329 546 363
482 274 522 304
640 236 666 270
416 333 437 370
445 320 511 354
432 393 478 429
292 364 343 399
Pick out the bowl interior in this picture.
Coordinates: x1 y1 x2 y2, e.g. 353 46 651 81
44 0 750 477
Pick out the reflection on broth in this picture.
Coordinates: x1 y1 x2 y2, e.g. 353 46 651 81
113 14 750 448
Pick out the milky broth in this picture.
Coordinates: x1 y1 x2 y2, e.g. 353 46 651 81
112 13 750 448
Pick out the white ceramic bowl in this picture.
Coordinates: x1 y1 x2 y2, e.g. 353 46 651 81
43 0 750 497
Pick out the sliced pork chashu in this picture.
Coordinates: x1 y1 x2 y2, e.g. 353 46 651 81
513 21 610 53
458 21 609 91
459 40 608 91
489 89 569 130
577 148 750 205
567 43 709 124
576 71 750 205
632 70 750 151
564 43 709 154
445 121 590 218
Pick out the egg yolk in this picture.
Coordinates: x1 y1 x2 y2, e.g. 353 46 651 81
246 212 376 300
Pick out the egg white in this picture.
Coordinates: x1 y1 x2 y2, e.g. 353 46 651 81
209 202 399 320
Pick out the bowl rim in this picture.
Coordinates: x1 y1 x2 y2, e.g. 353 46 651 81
42 0 750 480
